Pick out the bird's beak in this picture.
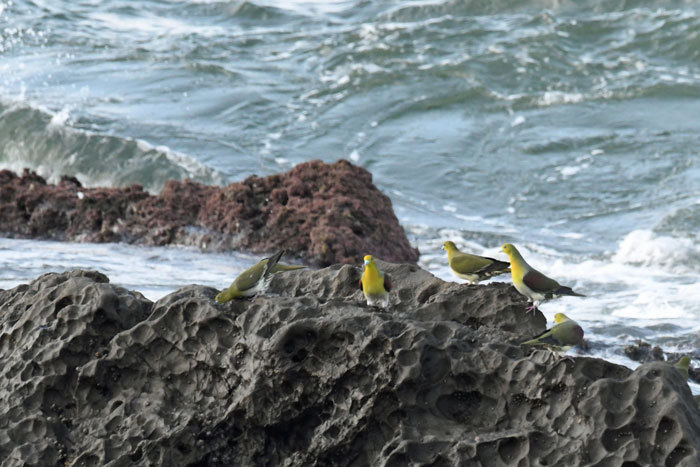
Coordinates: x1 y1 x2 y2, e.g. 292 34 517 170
364 259 370 265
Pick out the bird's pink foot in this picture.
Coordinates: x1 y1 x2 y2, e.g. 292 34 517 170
525 304 539 314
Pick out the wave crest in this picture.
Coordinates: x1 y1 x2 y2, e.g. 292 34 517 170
613 229 700 274
0 100 222 192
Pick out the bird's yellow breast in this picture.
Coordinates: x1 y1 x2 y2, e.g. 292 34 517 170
362 264 386 295
508 257 525 283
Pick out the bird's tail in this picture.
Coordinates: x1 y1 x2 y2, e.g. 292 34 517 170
555 286 585 297
483 260 510 277
262 250 285 277
521 328 553 346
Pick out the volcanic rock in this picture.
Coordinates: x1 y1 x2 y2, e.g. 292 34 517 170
0 160 419 266
624 340 666 363
1 265 699 466
625 340 700 384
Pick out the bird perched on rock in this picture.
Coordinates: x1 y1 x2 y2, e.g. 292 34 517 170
216 250 304 303
359 255 391 308
522 312 584 353
501 243 584 313
443 241 510 284
675 356 691 380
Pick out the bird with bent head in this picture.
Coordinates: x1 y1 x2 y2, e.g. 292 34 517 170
215 250 305 303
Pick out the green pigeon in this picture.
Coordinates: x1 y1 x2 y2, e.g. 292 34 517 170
522 313 584 352
675 356 691 380
359 255 392 308
502 243 585 314
443 241 510 284
216 250 297 303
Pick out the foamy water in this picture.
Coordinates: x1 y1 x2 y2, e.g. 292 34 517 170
0 238 256 301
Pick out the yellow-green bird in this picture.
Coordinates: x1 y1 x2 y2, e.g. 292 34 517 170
216 250 304 303
675 356 691 380
359 255 392 308
443 241 510 284
502 243 584 313
522 312 584 352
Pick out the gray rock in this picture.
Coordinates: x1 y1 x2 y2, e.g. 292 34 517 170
0 265 699 466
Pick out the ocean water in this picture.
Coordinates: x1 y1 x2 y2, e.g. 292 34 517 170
0 0 698 390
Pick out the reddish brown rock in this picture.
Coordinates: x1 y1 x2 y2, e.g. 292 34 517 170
0 161 419 266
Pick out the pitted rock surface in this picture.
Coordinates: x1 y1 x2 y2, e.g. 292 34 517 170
0 160 419 266
624 340 700 384
0 265 699 466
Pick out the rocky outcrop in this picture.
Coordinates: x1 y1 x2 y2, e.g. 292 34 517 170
1 266 699 466
624 340 700 383
0 160 419 266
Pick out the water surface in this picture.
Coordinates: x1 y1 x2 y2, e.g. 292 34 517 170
1 0 698 389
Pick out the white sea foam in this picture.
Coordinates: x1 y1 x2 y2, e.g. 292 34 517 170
487 44 504 54
511 115 525 127
559 232 584 239
90 12 226 37
537 91 584 106
557 164 586 178
613 229 700 274
0 238 257 302
613 298 693 320
49 106 70 127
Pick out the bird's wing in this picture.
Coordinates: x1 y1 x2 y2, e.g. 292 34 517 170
553 285 585 297
522 321 583 347
450 253 492 274
522 268 560 294
235 250 285 291
235 266 264 291
383 273 392 292
479 257 510 274
551 320 584 346
521 327 557 346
